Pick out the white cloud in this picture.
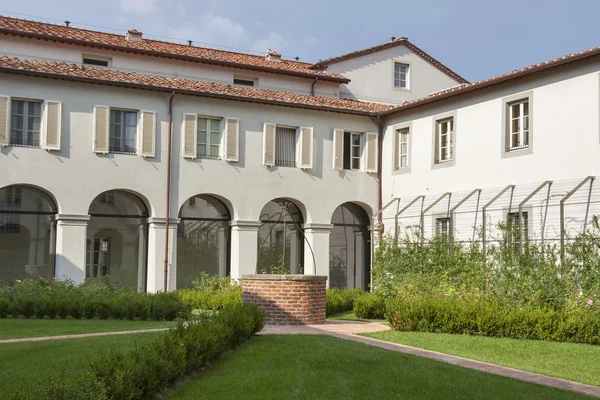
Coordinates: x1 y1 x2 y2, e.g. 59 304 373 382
119 0 157 15
251 32 288 54
169 12 246 47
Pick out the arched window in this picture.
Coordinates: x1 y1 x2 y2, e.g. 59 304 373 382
87 191 148 291
0 185 57 281
258 199 304 274
330 203 370 290
177 195 231 288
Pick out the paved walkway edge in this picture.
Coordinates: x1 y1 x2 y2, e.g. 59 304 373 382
0 328 171 344
336 333 600 398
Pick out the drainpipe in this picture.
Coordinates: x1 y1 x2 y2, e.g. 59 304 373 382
311 78 318 95
163 92 176 292
376 116 383 225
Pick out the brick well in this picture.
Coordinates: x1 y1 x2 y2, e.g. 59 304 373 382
241 274 327 325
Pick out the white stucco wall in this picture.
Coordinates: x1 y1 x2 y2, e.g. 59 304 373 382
0 35 340 97
380 60 600 243
325 44 463 105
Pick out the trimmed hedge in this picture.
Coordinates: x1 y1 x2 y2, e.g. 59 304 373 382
0 279 190 321
387 296 600 345
325 288 362 316
353 292 386 320
13 303 266 400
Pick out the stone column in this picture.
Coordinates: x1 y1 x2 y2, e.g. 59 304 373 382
230 220 261 280
54 214 90 284
303 223 333 282
146 217 179 293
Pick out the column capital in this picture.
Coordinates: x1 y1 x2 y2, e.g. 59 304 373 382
230 220 262 230
55 214 90 226
303 223 334 232
147 217 181 226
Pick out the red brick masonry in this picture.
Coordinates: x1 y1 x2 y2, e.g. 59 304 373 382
242 275 327 325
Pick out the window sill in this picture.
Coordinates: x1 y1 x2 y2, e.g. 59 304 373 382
197 155 222 160
392 167 411 175
109 151 137 156
432 159 456 169
8 144 41 149
502 145 533 159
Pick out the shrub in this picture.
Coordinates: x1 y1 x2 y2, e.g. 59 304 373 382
28 303 266 400
353 292 386 319
175 273 242 312
0 297 9 318
326 288 362 316
386 295 600 345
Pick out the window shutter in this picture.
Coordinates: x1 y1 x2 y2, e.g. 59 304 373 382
224 117 239 162
0 96 9 147
42 101 62 151
434 124 440 163
93 105 109 154
182 113 197 159
139 111 156 157
365 132 378 173
333 129 344 170
263 122 276 166
297 126 313 169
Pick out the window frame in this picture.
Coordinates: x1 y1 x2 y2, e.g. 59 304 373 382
502 91 534 158
342 131 363 170
9 98 43 148
82 54 112 67
431 110 457 169
435 217 450 236
506 211 529 250
196 116 222 159
109 108 139 155
392 61 411 90
274 125 298 168
233 76 258 87
393 122 412 175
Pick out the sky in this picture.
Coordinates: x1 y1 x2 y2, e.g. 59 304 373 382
0 0 599 82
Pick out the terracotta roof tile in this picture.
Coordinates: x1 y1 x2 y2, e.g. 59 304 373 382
311 38 469 84
0 15 349 83
380 46 600 116
0 56 392 115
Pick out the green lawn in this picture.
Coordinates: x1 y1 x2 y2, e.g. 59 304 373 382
0 332 163 397
364 331 600 387
170 335 589 400
0 318 176 339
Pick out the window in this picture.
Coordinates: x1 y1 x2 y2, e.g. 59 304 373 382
394 63 409 88
436 117 454 163
343 131 361 170
394 128 409 170
275 126 297 167
86 238 110 278
197 117 221 159
507 99 529 151
109 109 137 154
233 77 256 87
188 197 196 208
83 56 110 67
10 99 42 147
507 212 528 249
436 217 450 236
0 187 22 233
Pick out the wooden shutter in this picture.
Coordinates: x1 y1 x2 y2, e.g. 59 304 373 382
42 101 62 151
182 113 197 159
93 105 109 154
263 122 276 166
333 129 344 170
365 132 378 173
224 117 239 162
0 96 9 147
297 126 313 169
139 111 156 157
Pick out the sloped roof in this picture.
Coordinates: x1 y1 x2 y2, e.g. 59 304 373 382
0 56 392 115
0 15 350 83
311 37 469 84
380 45 600 117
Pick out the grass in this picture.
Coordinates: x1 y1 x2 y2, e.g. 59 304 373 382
169 335 590 400
0 331 163 397
364 331 600 387
0 318 177 339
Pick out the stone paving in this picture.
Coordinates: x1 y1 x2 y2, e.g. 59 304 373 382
260 320 600 398
0 328 170 344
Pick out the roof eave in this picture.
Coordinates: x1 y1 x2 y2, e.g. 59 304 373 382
0 67 374 116
0 28 351 84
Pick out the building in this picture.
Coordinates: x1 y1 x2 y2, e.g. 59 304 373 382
1 15 599 291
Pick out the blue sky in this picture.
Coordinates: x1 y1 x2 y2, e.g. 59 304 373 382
0 0 598 82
